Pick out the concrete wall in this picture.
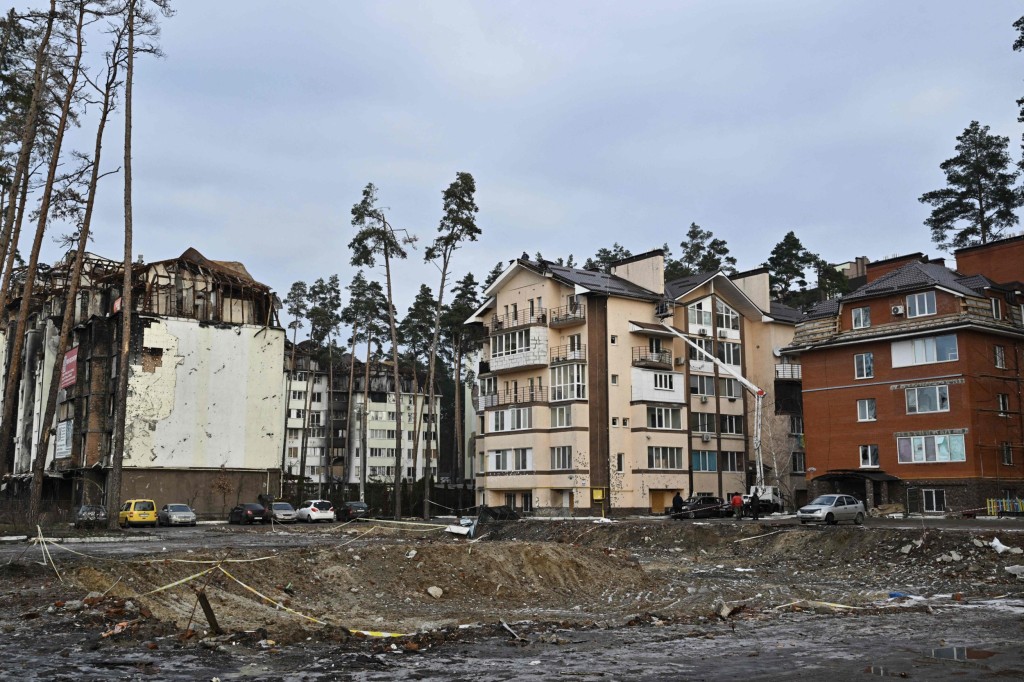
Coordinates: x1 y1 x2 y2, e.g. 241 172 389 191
123 318 285 470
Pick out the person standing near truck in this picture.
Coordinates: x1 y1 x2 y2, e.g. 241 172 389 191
749 491 761 521
731 492 743 520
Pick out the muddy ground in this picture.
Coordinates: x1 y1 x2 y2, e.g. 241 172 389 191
1 518 1023 679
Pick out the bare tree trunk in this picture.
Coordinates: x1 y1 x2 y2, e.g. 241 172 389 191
0 1 81 480
297 369 313 500
322 341 333 500
453 342 464 518
359 338 371 502
108 0 136 527
383 250 402 519
30 25 123 520
421 262 450 519
0 3 54 311
0 168 30 316
342 325 357 492
280 321 301 497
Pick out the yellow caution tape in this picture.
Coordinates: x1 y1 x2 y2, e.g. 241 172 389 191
139 566 217 596
351 630 409 638
216 565 326 625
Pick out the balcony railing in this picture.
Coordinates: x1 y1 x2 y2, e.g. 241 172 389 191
548 303 586 327
479 387 548 408
490 308 547 333
775 364 802 380
632 347 672 368
550 344 586 364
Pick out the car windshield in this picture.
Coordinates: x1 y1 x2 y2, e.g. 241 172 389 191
168 504 191 512
273 503 294 511
347 503 367 509
313 501 331 508
809 496 838 506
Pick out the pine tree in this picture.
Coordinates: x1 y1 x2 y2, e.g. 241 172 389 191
665 223 737 280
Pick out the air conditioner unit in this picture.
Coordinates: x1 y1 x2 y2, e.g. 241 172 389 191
700 395 709 404
698 328 708 336
674 357 685 367
891 305 904 315
717 328 728 338
701 433 712 443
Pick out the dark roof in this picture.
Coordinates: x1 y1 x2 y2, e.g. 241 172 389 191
769 301 803 324
629 320 686 335
665 271 717 299
542 261 662 301
843 262 987 302
803 298 840 320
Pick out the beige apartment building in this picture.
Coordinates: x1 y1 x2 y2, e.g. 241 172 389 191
467 250 804 516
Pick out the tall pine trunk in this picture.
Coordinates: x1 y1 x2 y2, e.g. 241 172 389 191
421 263 449 520
453 341 464 518
0 1 81 480
108 0 136 527
360 339 371 503
383 250 402 519
342 326 358 493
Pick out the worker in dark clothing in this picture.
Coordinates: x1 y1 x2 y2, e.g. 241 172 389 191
672 491 684 515
750 492 761 521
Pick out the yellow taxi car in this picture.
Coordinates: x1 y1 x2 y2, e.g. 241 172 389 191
118 499 157 528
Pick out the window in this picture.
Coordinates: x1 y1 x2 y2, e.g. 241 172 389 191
923 489 945 513
897 434 966 463
905 385 949 414
717 341 741 366
311 392 323 403
308 412 322 426
550 405 572 428
790 415 804 434
691 450 717 472
691 412 716 433
891 335 958 367
610 335 618 345
998 393 1010 415
647 407 681 429
616 452 624 472
610 374 619 386
622 418 629 427
611 417 619 427
509 407 532 430
491 411 506 432
287 428 301 440
852 306 871 329
859 444 879 468
648 446 684 469
688 300 713 327
291 390 306 401
690 374 716 396
551 446 572 470
287 446 298 457
492 450 509 471
992 298 1002 320
522 492 533 512
653 372 674 390
906 291 936 318
1002 442 1013 465
491 329 532 357
689 338 713 361
719 378 740 399
513 448 531 471
857 399 876 422
720 414 743 435
715 300 740 330
854 352 873 379
722 451 743 472
289 409 305 419
551 364 586 401
791 451 805 473
995 345 1006 369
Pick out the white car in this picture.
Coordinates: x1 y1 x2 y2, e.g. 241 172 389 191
296 499 336 523
798 494 866 525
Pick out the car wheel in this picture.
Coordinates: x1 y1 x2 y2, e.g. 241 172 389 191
800 519 807 524
825 512 836 525
854 512 865 525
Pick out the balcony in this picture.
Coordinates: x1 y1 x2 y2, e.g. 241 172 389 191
775 364 802 380
550 385 586 402
548 303 586 327
632 347 672 369
479 386 549 409
489 308 547 334
489 347 549 374
550 344 586 364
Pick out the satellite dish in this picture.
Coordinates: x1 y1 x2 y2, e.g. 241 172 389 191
772 347 782 358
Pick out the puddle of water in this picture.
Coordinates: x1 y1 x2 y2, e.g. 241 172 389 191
926 646 997 661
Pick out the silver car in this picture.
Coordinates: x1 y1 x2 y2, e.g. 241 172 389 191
271 501 297 523
797 495 865 525
157 503 197 526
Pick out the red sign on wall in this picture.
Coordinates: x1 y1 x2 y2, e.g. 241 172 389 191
60 347 78 389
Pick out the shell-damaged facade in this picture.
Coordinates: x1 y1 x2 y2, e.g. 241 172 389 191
0 248 285 516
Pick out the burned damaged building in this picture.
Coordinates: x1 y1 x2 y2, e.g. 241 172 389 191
0 248 285 517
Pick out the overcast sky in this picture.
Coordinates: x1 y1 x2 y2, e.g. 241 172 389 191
44 0 1024 329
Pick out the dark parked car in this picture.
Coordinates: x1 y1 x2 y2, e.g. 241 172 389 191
338 501 369 522
74 504 109 529
672 496 729 519
228 503 271 525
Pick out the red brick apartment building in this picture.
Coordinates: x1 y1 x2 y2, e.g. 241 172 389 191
787 237 1024 513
